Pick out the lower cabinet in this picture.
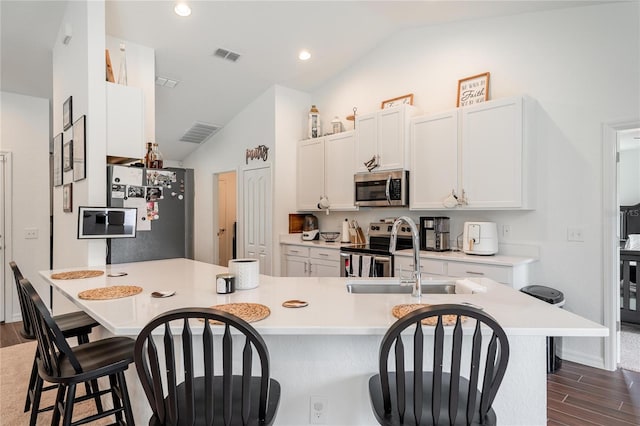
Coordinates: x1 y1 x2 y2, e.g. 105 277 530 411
282 245 340 277
394 254 530 289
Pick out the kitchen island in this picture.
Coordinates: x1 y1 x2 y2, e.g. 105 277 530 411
41 258 606 425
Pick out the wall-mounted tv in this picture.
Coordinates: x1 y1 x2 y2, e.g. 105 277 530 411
78 206 137 239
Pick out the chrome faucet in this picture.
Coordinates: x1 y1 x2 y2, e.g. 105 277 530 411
389 216 421 298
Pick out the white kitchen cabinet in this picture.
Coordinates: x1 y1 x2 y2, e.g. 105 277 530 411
282 244 340 277
355 104 418 173
296 131 357 212
393 252 533 289
410 110 459 209
296 138 325 210
106 82 144 160
410 95 535 210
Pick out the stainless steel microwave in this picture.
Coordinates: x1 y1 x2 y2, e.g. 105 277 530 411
354 170 409 207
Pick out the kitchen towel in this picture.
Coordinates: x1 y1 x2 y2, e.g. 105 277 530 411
361 256 372 278
351 255 361 277
228 259 259 290
455 278 488 294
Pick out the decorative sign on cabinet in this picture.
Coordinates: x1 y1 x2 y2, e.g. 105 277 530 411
296 131 358 212
410 95 535 210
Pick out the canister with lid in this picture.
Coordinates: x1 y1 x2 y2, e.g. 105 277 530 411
216 273 235 294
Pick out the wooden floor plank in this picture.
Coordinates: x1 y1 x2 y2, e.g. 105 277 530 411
547 406 602 426
548 374 637 405
548 399 637 426
547 380 632 413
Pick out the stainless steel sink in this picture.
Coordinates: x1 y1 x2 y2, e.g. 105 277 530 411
345 278 456 294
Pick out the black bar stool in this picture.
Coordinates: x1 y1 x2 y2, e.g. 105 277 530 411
19 277 136 425
134 307 281 425
369 304 510 426
9 261 100 424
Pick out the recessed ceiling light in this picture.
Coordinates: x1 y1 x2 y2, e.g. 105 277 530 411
174 3 191 17
298 50 311 61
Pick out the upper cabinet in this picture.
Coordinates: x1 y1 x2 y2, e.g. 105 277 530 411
296 131 358 212
355 104 419 173
410 95 535 210
106 82 144 161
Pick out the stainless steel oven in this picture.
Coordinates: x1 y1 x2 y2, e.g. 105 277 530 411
339 222 413 277
354 170 409 207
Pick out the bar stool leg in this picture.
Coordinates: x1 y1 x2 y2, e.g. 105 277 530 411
117 371 134 425
109 374 124 423
52 384 65 426
61 383 76 426
28 376 44 426
24 355 38 412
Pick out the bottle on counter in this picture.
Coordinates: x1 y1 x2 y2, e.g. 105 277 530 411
151 143 164 169
144 142 154 168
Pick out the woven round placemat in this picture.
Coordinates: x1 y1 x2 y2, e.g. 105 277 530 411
51 270 104 280
78 285 143 300
392 304 466 326
208 303 270 323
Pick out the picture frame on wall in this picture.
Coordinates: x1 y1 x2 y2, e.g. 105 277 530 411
457 72 490 107
53 133 63 187
63 139 73 172
63 183 73 213
73 115 86 181
63 96 73 130
380 93 414 109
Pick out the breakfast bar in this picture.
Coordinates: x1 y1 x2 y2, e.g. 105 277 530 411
41 258 607 425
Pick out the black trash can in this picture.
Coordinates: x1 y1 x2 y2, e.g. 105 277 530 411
520 285 565 373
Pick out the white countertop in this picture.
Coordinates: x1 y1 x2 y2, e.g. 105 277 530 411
280 233 537 266
41 258 604 338
395 249 537 267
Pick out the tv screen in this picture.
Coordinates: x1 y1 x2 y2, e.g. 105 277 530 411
78 206 137 239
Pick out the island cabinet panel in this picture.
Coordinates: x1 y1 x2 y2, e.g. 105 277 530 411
394 256 445 277
410 95 535 210
355 104 419 173
106 82 144 160
282 244 340 277
447 262 511 284
296 131 357 212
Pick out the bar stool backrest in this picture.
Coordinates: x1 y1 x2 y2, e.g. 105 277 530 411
9 261 35 339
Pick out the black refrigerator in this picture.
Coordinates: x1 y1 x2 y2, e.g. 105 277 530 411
106 165 194 264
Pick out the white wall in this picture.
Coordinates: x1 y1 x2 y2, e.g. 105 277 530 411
620 146 640 206
0 92 51 316
273 86 311 275
51 0 107 313
105 36 155 144
183 86 277 266
309 2 640 367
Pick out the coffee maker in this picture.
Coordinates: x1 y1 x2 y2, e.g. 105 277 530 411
302 214 319 241
420 217 450 251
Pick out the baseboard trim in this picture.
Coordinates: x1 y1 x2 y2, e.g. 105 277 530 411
560 348 606 370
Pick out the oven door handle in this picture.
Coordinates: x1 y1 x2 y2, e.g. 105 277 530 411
385 176 391 205
374 256 391 264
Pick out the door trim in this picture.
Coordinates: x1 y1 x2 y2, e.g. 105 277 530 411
1 152 14 322
602 119 640 371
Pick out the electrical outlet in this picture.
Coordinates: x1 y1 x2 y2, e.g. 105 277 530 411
567 228 584 242
502 225 511 238
24 228 38 239
309 396 328 424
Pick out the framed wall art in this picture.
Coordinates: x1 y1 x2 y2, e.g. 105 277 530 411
63 139 73 172
63 183 73 213
457 72 490 107
73 115 86 181
381 93 414 109
63 96 73 130
53 133 63 187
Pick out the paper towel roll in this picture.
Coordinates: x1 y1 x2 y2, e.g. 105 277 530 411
228 259 259 290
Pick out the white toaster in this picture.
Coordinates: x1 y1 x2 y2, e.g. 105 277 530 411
462 222 498 255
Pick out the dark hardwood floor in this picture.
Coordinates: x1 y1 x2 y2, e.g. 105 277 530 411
1 321 639 424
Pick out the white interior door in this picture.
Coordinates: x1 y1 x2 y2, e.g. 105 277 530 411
0 153 5 321
217 171 236 266
0 153 10 322
241 165 272 275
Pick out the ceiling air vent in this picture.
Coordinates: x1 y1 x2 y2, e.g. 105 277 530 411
213 47 241 62
179 122 221 144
